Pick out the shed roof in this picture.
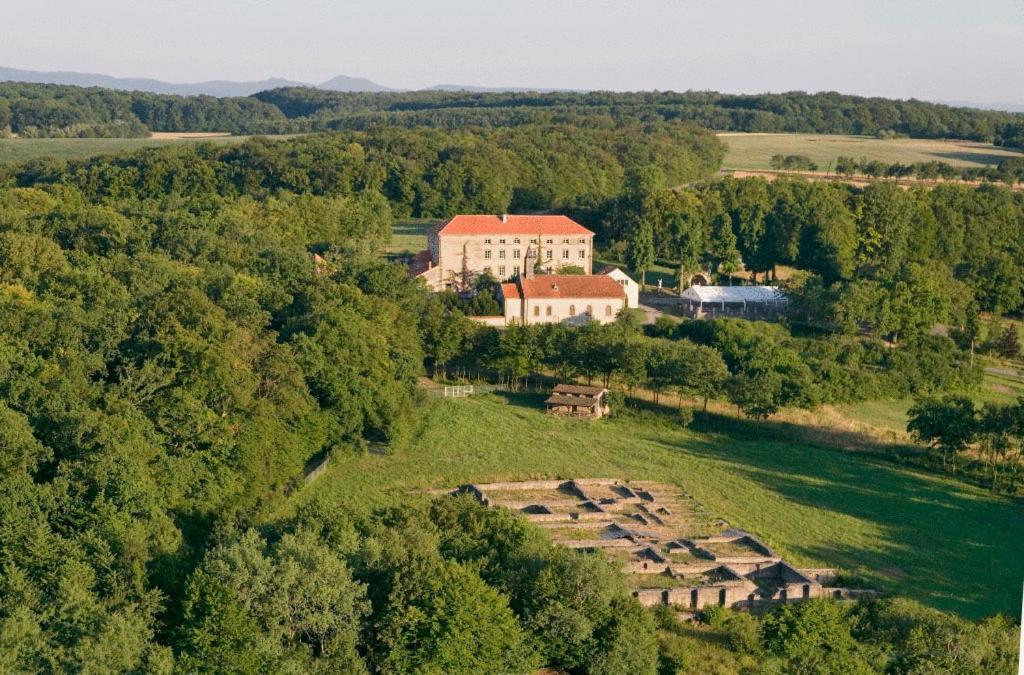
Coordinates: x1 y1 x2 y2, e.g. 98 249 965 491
545 394 601 407
680 285 787 304
553 383 607 396
438 215 593 237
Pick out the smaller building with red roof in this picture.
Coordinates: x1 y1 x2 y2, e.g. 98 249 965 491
497 262 627 326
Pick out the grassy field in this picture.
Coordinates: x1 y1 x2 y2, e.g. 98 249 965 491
288 392 1024 619
388 218 437 254
719 132 1022 171
0 134 287 164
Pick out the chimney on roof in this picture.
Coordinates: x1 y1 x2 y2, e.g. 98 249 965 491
501 213 508 223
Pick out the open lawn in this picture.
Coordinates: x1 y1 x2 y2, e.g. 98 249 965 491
0 134 293 164
388 218 436 254
289 392 1024 619
719 132 1022 171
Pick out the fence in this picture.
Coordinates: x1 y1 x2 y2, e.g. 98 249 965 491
443 384 475 398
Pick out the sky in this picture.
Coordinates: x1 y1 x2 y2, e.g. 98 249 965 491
3 0 1023 104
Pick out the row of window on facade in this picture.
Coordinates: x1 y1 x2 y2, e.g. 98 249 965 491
484 249 586 260
483 237 587 245
531 304 615 317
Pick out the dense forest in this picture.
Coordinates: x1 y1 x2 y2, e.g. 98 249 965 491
595 175 1024 325
1 122 722 216
4 81 1024 148
0 119 1021 669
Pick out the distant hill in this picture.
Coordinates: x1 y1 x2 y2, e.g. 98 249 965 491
427 84 572 93
0 66 569 96
0 66 393 96
319 75 395 92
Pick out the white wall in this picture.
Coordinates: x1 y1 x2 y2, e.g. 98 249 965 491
605 268 639 309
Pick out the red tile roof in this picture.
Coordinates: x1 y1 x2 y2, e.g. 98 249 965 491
500 282 521 300
515 274 626 300
438 214 593 237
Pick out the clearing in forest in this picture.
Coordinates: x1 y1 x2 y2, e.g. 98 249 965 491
288 392 1024 620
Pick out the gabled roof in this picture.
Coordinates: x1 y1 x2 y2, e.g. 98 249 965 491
545 394 601 408
553 384 607 396
499 282 521 300
517 275 626 300
438 214 593 237
680 285 787 303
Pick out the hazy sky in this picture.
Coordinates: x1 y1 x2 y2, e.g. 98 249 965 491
3 0 1023 103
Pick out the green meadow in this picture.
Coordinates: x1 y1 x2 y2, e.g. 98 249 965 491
290 392 1024 620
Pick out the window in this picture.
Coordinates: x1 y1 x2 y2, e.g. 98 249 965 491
569 305 576 316
531 238 538 243
562 249 569 259
498 239 506 244
513 237 520 244
580 238 586 244
562 238 569 244
546 238 553 244
484 238 492 244
546 305 552 316
578 250 585 259
513 249 521 259
499 250 506 259
545 250 553 260
484 266 492 274
585 305 593 315
605 305 613 316
498 265 505 277
533 305 540 317
484 250 491 259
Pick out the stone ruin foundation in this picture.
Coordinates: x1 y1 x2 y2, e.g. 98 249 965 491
443 478 877 614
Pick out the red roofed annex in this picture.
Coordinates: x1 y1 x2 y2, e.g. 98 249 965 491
498 268 627 326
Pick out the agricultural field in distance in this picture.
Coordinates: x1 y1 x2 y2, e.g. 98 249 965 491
0 133 294 164
719 132 1022 171
287 391 1024 620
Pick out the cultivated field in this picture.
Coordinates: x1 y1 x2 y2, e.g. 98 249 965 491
289 392 1024 619
0 134 289 164
719 132 1022 171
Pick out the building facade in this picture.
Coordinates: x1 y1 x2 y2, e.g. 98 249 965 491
414 214 594 291
601 266 640 309
498 266 626 326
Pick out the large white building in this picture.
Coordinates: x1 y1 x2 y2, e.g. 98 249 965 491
411 214 595 291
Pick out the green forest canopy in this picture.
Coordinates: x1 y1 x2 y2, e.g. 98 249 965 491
0 122 1021 671
3 81 1024 147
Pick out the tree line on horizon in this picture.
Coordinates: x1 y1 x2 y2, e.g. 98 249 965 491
3 81 1024 149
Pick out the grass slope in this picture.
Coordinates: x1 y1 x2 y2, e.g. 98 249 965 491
291 392 1023 620
387 218 437 254
719 132 1022 171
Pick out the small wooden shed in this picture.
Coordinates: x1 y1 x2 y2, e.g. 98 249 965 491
545 384 610 419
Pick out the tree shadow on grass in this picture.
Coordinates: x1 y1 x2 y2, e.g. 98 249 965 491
649 428 1024 619
930 150 1016 166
